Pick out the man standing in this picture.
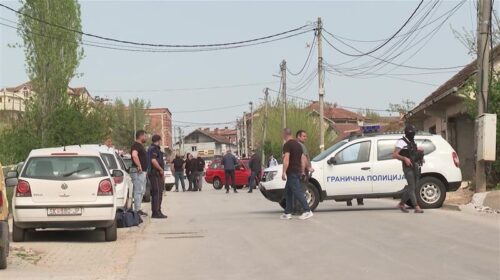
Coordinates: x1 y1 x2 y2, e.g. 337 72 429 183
196 155 206 191
281 128 313 220
172 154 186 192
147 134 167 219
248 150 261 193
130 130 148 217
392 124 424 214
189 154 200 191
222 150 238 193
185 153 194 191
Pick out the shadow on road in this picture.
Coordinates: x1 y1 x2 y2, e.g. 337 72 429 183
12 228 106 243
249 206 398 215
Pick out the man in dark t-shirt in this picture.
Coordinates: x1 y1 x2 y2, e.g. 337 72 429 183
172 155 185 192
281 128 313 220
147 134 167 219
130 130 148 216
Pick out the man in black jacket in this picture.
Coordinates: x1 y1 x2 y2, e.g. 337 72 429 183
195 155 206 191
185 153 194 191
248 150 261 193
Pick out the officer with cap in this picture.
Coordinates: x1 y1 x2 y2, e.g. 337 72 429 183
147 134 167 219
392 124 425 214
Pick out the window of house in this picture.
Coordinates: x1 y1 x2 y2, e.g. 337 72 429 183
429 125 436 134
334 141 371 164
0 97 2 103
191 146 197 152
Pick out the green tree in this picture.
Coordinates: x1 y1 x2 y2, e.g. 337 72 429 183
17 0 84 147
389 99 416 115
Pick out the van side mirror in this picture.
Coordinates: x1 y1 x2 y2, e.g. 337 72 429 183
6 177 18 188
111 169 124 177
327 157 337 165
7 171 18 178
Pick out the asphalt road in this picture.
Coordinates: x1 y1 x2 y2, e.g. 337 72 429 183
127 184 500 280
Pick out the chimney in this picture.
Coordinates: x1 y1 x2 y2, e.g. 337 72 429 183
214 128 219 134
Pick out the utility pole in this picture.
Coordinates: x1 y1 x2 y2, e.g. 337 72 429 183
133 107 137 140
280 60 287 129
250 101 254 151
475 0 492 193
262 88 269 166
317 17 326 152
243 112 248 157
235 118 240 156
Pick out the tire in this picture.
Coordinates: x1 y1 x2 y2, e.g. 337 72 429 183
143 180 151 203
278 182 320 212
213 177 223 190
416 176 446 209
0 222 8 269
165 184 174 192
104 220 117 242
12 220 26 242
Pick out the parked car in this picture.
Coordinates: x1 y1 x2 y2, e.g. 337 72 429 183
259 134 462 211
6 147 120 242
0 162 10 269
67 145 132 209
164 165 175 191
205 159 251 190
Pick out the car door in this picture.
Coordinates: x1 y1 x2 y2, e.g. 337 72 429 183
235 160 248 186
371 139 407 194
115 153 132 200
323 140 373 195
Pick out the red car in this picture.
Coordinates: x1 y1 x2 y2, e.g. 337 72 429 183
205 159 251 189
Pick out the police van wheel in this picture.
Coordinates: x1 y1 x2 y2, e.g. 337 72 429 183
278 183 320 212
213 178 223 190
416 177 446 209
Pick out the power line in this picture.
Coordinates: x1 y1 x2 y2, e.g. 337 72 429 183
171 103 247 114
286 34 317 76
173 120 235 126
0 3 312 49
91 81 279 93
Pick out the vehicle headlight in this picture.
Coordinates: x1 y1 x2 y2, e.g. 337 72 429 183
267 171 278 181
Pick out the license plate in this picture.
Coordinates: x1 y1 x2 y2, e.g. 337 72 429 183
47 207 82 216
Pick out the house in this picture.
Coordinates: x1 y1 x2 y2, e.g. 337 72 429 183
144 108 173 150
178 128 237 159
405 45 500 180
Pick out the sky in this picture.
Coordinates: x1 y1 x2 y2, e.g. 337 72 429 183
0 0 482 134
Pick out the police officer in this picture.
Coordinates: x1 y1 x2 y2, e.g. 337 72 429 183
393 124 424 214
147 134 167 219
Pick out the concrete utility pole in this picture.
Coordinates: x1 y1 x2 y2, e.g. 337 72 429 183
262 88 269 166
280 60 287 129
250 101 254 151
243 112 248 157
317 17 326 152
235 118 240 156
475 0 492 193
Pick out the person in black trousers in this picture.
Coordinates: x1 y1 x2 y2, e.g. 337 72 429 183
248 150 261 193
185 153 194 191
147 134 167 219
221 150 238 193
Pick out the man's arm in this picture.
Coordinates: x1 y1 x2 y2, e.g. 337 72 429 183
131 150 142 172
392 147 412 167
282 153 290 181
301 154 307 174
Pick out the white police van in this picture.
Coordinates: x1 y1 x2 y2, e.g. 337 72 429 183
259 134 462 211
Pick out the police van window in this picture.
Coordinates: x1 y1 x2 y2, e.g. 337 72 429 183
415 139 436 155
312 140 348 162
334 141 371 164
377 140 397 161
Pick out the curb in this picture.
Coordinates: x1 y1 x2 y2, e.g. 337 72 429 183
441 203 461 211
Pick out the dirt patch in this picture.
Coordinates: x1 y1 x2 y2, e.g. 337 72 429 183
445 187 474 205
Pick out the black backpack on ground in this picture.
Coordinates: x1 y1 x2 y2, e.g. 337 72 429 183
116 208 143 228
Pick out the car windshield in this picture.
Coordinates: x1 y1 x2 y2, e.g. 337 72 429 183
22 156 107 181
312 140 348 162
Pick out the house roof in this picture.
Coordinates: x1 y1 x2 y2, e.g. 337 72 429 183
307 101 364 121
407 44 500 118
145 108 172 116
3 81 32 92
185 129 234 145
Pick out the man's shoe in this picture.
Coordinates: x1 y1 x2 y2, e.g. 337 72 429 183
280 214 292 220
414 208 424 214
248 190 253 193
299 211 314 220
174 189 179 192
234 189 238 193
226 189 230 194
137 210 148 217
398 203 409 213
152 214 167 219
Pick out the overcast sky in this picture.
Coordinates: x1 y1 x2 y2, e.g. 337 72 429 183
0 0 480 133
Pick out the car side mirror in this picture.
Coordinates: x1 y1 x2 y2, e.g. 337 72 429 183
6 177 18 188
7 171 18 178
111 169 124 177
327 157 337 165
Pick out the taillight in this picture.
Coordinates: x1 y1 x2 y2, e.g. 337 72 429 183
98 179 113 196
113 176 124 184
16 180 32 197
452 152 460 168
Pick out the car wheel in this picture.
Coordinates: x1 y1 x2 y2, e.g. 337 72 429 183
0 221 8 269
213 177 223 190
416 177 446 209
104 220 117 242
165 184 174 192
278 183 320 212
12 220 26 242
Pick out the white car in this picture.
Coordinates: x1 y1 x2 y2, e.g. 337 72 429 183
164 165 175 191
7 147 119 242
259 134 462 211
67 145 133 209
